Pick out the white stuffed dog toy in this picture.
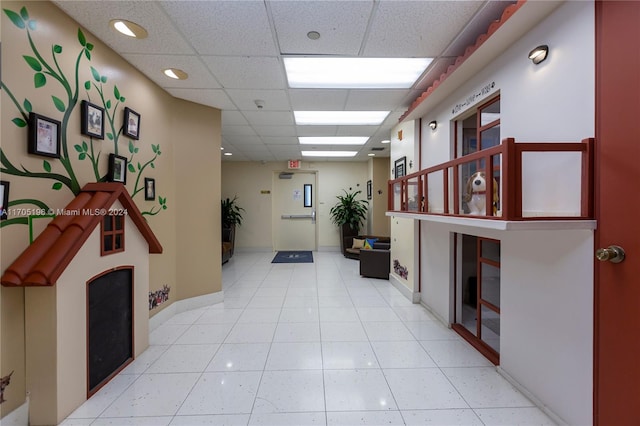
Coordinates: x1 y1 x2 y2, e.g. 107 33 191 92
464 172 499 215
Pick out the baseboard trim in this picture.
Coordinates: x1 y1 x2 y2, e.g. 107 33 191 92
389 274 420 303
496 366 568 426
419 300 450 327
149 291 224 331
2 398 29 426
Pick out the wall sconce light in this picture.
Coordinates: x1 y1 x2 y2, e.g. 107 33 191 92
429 120 437 130
528 45 548 64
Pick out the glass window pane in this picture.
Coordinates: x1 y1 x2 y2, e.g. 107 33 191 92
481 240 500 263
460 235 478 336
480 101 500 126
115 215 123 230
104 235 113 252
480 304 500 353
103 216 112 231
480 263 500 308
480 125 500 149
115 234 122 250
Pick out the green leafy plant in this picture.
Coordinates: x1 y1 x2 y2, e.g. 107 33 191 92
329 189 368 232
221 196 245 228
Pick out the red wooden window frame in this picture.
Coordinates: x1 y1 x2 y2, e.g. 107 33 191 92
101 214 125 255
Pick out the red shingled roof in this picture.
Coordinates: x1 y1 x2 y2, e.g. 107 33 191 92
1 183 163 287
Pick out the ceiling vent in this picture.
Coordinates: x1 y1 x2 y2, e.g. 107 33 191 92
371 147 385 151
278 172 294 179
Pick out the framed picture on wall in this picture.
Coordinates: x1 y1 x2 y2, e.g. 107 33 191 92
108 154 127 184
367 180 372 200
144 178 156 201
394 156 407 179
123 107 140 140
0 180 9 220
28 112 61 158
81 100 105 139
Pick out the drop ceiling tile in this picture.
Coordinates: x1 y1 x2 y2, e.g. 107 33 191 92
268 145 302 153
226 90 291 111
223 135 263 145
243 111 294 127
295 126 338 137
166 88 234 110
159 1 277 56
122 54 220 89
335 126 379 137
262 137 298 145
344 90 408 110
53 1 195 55
203 56 285 90
289 89 349 110
222 111 249 126
270 1 373 55
252 126 297 138
222 126 258 137
363 1 484 57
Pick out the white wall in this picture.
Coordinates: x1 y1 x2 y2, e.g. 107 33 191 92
222 161 368 250
422 1 594 217
412 2 595 424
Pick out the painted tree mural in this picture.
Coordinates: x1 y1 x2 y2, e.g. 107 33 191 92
1 6 168 228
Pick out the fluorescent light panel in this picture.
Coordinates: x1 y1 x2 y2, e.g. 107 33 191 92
284 57 432 88
295 111 389 125
299 137 368 145
301 151 357 157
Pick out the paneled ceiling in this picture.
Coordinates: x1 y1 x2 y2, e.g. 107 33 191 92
53 0 514 162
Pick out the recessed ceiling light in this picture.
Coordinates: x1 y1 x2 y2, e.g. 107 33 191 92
224 152 233 156
109 19 148 39
284 57 432 88
301 151 357 157
307 31 321 40
220 147 225 150
294 111 389 125
299 137 368 145
163 68 188 80
368 153 375 156
381 139 390 144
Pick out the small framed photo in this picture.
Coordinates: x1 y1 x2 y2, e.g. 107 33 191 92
0 181 9 220
144 178 155 201
394 156 407 179
28 112 61 158
81 100 105 139
367 180 372 200
108 153 128 184
123 107 140 140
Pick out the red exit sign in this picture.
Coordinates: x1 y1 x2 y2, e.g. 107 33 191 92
288 160 301 169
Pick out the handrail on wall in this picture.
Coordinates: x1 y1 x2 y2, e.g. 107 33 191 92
387 137 595 221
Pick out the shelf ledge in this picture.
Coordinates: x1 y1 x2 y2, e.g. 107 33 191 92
386 211 597 231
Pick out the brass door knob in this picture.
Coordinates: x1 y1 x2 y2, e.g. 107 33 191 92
595 245 625 263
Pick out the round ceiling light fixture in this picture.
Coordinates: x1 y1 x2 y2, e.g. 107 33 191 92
163 68 188 80
109 19 148 39
307 31 321 40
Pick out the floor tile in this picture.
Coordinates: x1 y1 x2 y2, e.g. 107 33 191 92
92 417 172 425
253 370 325 413
319 307 360 322
120 345 169 375
237 308 281 323
474 407 557 425
318 296 354 308
177 372 262 415
175 324 234 344
149 324 190 346
371 341 437 368
383 369 468 410
195 308 243 324
441 367 535 408
419 340 493 368
320 322 368 342
225 323 277 343
283 296 319 308
247 296 285 309
393 306 437 322
265 342 323 370
206 343 270 372
274 322 320 342
321 342 379 369
147 344 219 373
351 295 390 308
356 307 401 322
249 412 326 425
326 410 405 425
404 321 458 340
101 373 200 417
362 321 415 341
170 414 251 425
68 374 139 418
164 308 206 325
324 369 397 412
279 307 320 323
402 409 484 425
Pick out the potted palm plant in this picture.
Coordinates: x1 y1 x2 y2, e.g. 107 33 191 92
221 196 245 262
329 189 369 255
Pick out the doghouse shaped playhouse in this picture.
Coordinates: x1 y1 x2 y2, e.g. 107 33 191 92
1 183 162 425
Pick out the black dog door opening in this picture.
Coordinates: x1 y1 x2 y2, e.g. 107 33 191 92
87 267 133 395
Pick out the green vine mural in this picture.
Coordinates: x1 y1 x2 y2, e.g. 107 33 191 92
1 6 168 228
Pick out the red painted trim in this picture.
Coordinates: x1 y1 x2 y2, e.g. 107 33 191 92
452 323 499 365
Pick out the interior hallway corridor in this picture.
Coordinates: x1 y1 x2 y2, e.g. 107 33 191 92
61 251 556 425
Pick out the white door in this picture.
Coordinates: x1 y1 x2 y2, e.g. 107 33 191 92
273 171 316 251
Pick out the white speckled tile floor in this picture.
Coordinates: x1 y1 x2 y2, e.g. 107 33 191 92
61 252 556 426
